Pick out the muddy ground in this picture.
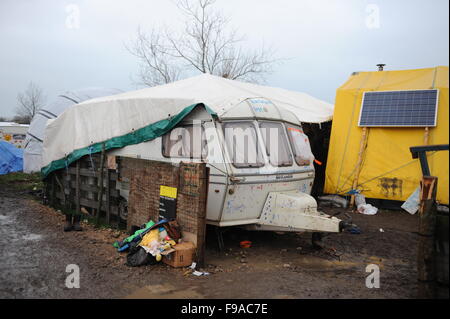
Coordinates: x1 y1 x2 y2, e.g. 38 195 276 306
0 186 421 299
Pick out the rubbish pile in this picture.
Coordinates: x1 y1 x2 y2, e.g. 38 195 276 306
113 219 195 268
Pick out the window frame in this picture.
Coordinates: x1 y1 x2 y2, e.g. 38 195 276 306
285 124 313 166
161 123 207 160
222 120 265 169
258 121 294 167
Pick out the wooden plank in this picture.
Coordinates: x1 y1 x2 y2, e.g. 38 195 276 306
106 169 111 224
51 174 56 206
54 173 66 206
67 181 120 197
96 144 106 225
55 192 119 216
76 161 80 214
350 127 369 207
196 165 209 268
424 127 430 145
417 176 438 299
67 167 118 180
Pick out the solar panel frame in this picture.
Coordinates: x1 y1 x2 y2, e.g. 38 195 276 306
358 89 439 127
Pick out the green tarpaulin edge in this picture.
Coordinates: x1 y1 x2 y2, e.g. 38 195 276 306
41 103 216 178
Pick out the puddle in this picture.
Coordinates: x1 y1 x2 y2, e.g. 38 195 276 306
0 215 13 224
125 283 204 299
292 255 360 270
21 234 43 241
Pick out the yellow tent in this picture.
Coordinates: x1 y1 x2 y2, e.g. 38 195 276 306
325 66 449 205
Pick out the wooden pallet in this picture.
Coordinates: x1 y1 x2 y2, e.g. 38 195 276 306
44 153 123 227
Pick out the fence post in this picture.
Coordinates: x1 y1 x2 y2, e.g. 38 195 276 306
417 176 438 298
95 144 106 226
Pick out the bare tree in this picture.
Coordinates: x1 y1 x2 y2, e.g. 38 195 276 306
128 0 277 86
16 81 45 123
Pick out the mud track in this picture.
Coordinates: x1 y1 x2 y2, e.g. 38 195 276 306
0 189 419 298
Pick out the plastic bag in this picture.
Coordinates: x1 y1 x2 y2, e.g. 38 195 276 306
126 242 157 267
355 194 366 207
357 204 378 215
401 187 420 215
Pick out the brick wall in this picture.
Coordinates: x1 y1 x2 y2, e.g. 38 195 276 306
122 158 179 229
121 158 208 253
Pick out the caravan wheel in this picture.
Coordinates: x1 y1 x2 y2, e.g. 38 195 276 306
118 198 128 221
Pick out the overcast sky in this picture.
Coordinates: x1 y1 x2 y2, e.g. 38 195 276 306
0 0 448 118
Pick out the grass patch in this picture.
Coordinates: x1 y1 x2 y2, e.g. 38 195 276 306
0 172 43 192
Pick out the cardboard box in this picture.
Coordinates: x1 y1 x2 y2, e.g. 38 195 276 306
162 241 196 268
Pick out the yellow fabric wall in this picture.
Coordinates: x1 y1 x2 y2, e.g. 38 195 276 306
325 66 449 204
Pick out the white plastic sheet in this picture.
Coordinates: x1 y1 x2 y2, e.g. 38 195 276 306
42 74 334 169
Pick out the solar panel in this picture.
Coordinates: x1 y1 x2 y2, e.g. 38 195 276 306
358 89 439 127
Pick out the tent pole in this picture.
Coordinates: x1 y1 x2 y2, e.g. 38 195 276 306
424 127 429 145
350 127 369 207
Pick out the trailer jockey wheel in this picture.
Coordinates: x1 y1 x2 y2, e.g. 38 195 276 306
118 198 128 221
312 232 323 249
215 226 225 252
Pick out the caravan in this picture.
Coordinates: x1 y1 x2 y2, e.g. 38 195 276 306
41 74 352 234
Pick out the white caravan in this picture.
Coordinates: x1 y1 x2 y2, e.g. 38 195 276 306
109 101 345 234
0 122 29 148
41 74 350 234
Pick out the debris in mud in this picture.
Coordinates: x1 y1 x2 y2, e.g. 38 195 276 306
240 240 252 248
112 231 121 238
318 195 348 208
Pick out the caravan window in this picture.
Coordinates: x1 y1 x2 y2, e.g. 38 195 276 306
259 122 293 167
223 121 264 168
285 124 314 166
13 134 26 140
162 125 207 159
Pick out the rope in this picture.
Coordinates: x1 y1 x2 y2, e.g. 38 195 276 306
336 151 438 195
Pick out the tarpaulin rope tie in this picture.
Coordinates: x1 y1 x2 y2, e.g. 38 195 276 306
64 158 69 174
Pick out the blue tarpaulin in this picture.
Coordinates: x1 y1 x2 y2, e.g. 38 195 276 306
0 141 23 174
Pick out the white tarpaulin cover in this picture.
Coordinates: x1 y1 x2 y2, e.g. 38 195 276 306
24 88 122 173
42 74 333 176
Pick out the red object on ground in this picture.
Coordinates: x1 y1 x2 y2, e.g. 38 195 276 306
240 240 252 248
314 159 323 166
